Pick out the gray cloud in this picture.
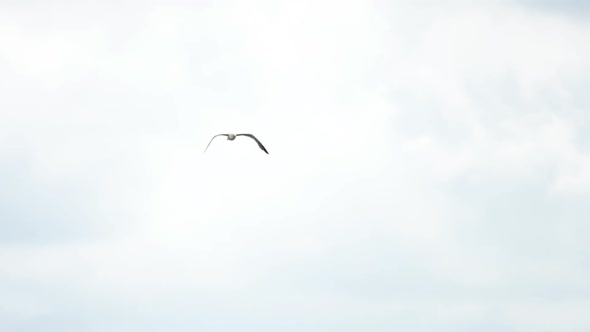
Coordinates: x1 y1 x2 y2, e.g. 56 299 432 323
0 158 96 244
513 0 590 17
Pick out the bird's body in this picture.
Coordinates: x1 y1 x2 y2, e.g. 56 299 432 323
203 133 269 154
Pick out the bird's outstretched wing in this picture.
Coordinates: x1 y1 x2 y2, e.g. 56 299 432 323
236 134 269 154
203 134 229 154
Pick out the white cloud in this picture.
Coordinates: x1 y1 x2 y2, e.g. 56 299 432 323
1 0 590 331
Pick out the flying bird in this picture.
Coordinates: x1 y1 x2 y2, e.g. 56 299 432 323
203 133 269 154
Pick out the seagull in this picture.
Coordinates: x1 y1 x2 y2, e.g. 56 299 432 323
203 133 269 154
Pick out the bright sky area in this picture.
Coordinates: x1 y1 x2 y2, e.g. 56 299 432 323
1 0 589 331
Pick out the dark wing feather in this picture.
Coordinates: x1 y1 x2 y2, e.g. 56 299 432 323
236 134 269 154
203 134 228 154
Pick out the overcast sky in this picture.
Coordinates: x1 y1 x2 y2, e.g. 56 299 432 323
1 0 589 331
